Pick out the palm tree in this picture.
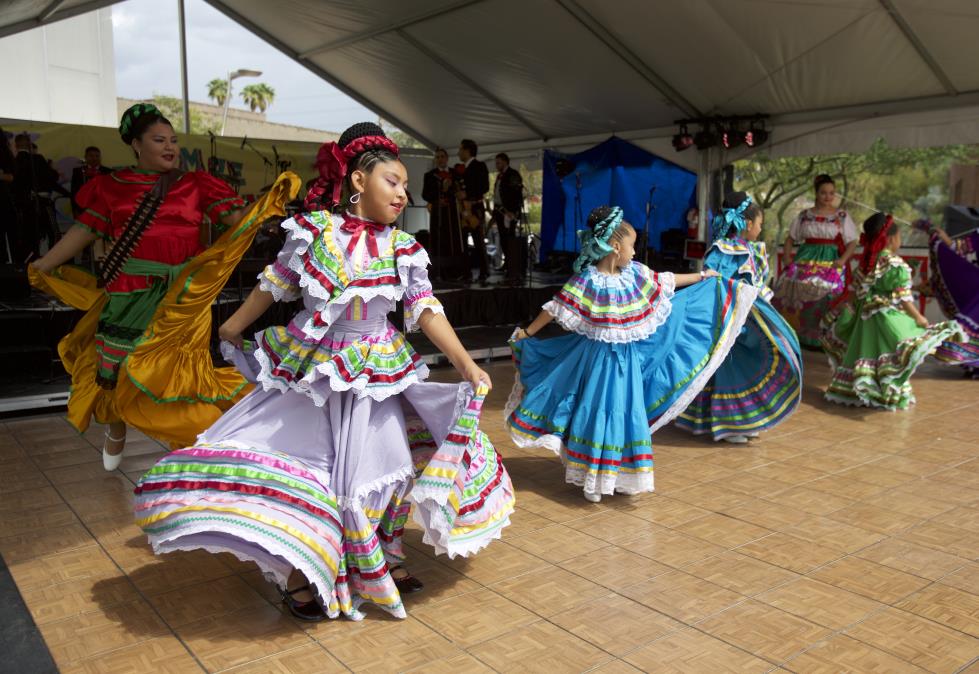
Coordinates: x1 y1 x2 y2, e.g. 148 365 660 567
240 83 275 113
206 78 228 107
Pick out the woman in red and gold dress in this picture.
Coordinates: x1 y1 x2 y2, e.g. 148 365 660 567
30 103 298 469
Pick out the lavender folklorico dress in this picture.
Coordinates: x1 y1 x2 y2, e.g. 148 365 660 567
930 230 979 375
133 210 514 620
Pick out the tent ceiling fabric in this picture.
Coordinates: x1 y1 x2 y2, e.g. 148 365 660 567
5 0 979 156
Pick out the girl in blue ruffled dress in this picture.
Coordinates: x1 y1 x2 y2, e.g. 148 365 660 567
506 206 757 502
677 192 803 443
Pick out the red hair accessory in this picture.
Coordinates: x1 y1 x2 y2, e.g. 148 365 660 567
304 135 400 210
859 214 893 274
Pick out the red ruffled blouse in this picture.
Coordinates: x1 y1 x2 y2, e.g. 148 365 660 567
75 168 246 293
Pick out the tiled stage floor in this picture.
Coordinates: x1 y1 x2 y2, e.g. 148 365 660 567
1 352 977 673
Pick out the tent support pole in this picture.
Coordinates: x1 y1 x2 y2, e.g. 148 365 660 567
177 0 190 134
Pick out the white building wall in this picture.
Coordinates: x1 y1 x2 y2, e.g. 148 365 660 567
0 9 117 127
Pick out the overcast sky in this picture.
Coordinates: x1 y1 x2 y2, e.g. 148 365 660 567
112 0 375 133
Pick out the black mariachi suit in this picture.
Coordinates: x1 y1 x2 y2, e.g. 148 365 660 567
492 166 525 282
461 158 490 280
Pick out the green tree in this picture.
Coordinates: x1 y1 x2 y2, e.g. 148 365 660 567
149 94 219 136
206 78 228 107
240 83 276 113
734 139 979 250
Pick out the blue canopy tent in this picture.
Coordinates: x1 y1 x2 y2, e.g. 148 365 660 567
541 137 697 259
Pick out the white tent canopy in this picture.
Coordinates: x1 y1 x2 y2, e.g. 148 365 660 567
5 0 979 168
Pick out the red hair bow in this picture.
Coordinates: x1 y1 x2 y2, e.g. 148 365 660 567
304 135 400 210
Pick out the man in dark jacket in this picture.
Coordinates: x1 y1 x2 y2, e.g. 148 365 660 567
12 133 62 262
70 146 112 217
492 153 525 284
457 138 489 285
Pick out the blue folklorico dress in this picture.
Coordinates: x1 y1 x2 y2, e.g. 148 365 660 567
505 261 757 496
677 238 803 439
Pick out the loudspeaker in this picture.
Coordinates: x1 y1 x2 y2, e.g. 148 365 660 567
943 205 979 238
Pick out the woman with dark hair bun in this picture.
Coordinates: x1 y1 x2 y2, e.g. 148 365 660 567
820 212 965 409
29 103 298 469
677 191 802 443
773 174 859 347
133 122 514 622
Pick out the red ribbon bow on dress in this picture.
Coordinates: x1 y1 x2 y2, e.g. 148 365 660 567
305 135 400 210
858 215 893 274
340 214 386 258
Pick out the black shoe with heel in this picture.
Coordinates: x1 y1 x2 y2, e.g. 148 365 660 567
279 584 327 621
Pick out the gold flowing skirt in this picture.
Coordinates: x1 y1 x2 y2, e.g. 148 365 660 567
29 172 301 448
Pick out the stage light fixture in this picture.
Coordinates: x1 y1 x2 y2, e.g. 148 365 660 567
693 125 718 150
672 124 694 152
722 125 744 149
745 122 769 148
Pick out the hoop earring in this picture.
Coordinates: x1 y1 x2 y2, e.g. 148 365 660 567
350 191 362 204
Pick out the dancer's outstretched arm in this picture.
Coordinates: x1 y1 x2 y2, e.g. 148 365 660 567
32 227 97 272
217 285 275 348
514 309 554 341
418 310 491 391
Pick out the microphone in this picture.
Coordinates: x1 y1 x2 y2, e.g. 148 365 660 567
240 135 248 150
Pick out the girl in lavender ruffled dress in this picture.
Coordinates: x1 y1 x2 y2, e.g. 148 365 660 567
133 123 514 622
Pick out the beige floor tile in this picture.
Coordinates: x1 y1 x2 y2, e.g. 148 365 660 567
619 570 746 623
705 470 792 497
913 480 979 507
557 545 673 592
826 502 924 535
720 498 812 530
864 454 945 478
618 525 726 569
805 475 890 501
402 651 494 673
445 541 552 585
489 566 611 617
933 506 979 534
856 538 968 580
783 515 886 553
0 469 55 495
38 598 170 666
811 557 932 604
623 627 774 673
0 502 79 538
57 636 204 674
122 548 234 596
757 577 886 630
763 486 857 515
611 495 710 528
409 588 536 648
503 507 558 537
467 620 613 673
682 551 800 596
549 593 684 656
929 468 979 491
28 573 142 625
938 563 979 595
149 575 269 628
398 556 482 610
505 526 610 566
0 484 63 513
174 604 311 672
669 484 754 511
45 461 128 486
863 489 955 519
737 532 844 574
663 459 738 485
673 513 773 549
572 509 657 544
585 660 644 673
221 643 347 673
894 584 979 638
846 607 979 673
747 461 828 485
898 521 979 559
697 599 831 664
837 464 919 488
0 522 94 563
8 545 120 590
783 634 929 673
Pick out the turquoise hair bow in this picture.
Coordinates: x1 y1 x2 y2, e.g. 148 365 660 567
711 195 752 242
573 206 624 273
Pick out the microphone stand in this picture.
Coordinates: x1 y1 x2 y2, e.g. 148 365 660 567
643 185 656 265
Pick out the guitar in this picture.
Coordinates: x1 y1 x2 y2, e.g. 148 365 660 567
453 163 483 232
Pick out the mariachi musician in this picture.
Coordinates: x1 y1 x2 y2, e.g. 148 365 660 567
456 138 490 285
422 147 464 280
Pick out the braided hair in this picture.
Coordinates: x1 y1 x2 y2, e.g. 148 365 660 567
119 103 173 147
573 205 634 273
859 212 898 274
306 121 400 211
714 191 763 240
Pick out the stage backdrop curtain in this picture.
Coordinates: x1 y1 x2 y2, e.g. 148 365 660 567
541 136 697 258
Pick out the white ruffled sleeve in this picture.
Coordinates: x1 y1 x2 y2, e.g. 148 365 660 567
257 222 303 302
403 263 445 332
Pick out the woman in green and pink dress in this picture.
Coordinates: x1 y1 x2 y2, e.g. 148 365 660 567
774 174 858 347
821 213 965 409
